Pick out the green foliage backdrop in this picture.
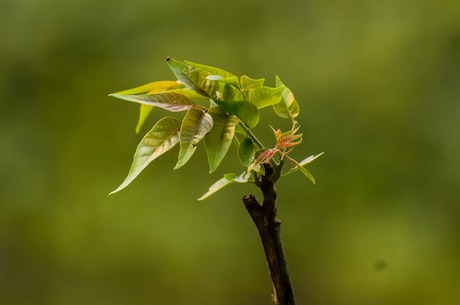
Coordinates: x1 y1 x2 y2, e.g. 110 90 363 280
1 0 459 304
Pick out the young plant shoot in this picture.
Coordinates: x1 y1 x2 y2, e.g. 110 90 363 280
110 57 322 305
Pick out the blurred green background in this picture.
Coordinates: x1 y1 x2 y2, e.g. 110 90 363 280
1 0 459 304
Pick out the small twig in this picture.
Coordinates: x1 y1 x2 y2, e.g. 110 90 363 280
239 123 265 149
243 163 296 305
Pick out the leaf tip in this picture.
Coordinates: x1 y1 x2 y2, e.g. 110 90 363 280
207 161 220 174
173 160 186 170
109 93 122 99
108 188 121 196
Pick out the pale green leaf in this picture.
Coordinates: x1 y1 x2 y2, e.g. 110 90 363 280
166 57 208 95
295 163 316 184
112 80 183 95
282 153 324 184
198 172 251 201
298 152 325 166
220 83 245 101
110 117 182 195
273 76 300 119
206 75 224 81
135 105 154 134
207 75 240 87
213 100 260 128
168 88 209 100
109 92 196 112
197 176 235 201
184 60 235 78
204 107 239 173
238 138 256 166
167 57 236 99
110 81 187 132
249 86 285 109
223 173 239 180
175 107 214 169
240 75 265 90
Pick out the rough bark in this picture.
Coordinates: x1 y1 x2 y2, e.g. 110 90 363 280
243 163 296 305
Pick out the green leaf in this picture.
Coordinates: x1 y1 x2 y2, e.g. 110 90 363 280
249 85 285 109
166 58 207 95
168 88 209 100
110 81 187 132
112 80 183 95
281 152 324 177
204 107 239 173
184 60 235 79
109 92 196 112
221 83 245 101
283 153 324 184
213 100 260 128
135 104 154 134
167 57 236 99
238 138 256 166
240 75 265 90
298 152 324 166
207 75 240 87
294 162 316 184
273 76 300 119
234 124 247 135
175 107 214 169
110 117 182 195
207 76 244 102
197 172 251 201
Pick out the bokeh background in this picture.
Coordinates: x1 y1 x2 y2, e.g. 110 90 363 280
1 0 459 304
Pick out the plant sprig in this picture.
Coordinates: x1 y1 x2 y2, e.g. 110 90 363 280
110 57 322 199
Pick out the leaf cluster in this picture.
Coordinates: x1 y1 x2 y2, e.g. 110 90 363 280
110 58 322 199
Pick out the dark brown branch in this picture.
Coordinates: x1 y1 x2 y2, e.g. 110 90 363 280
243 163 296 305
